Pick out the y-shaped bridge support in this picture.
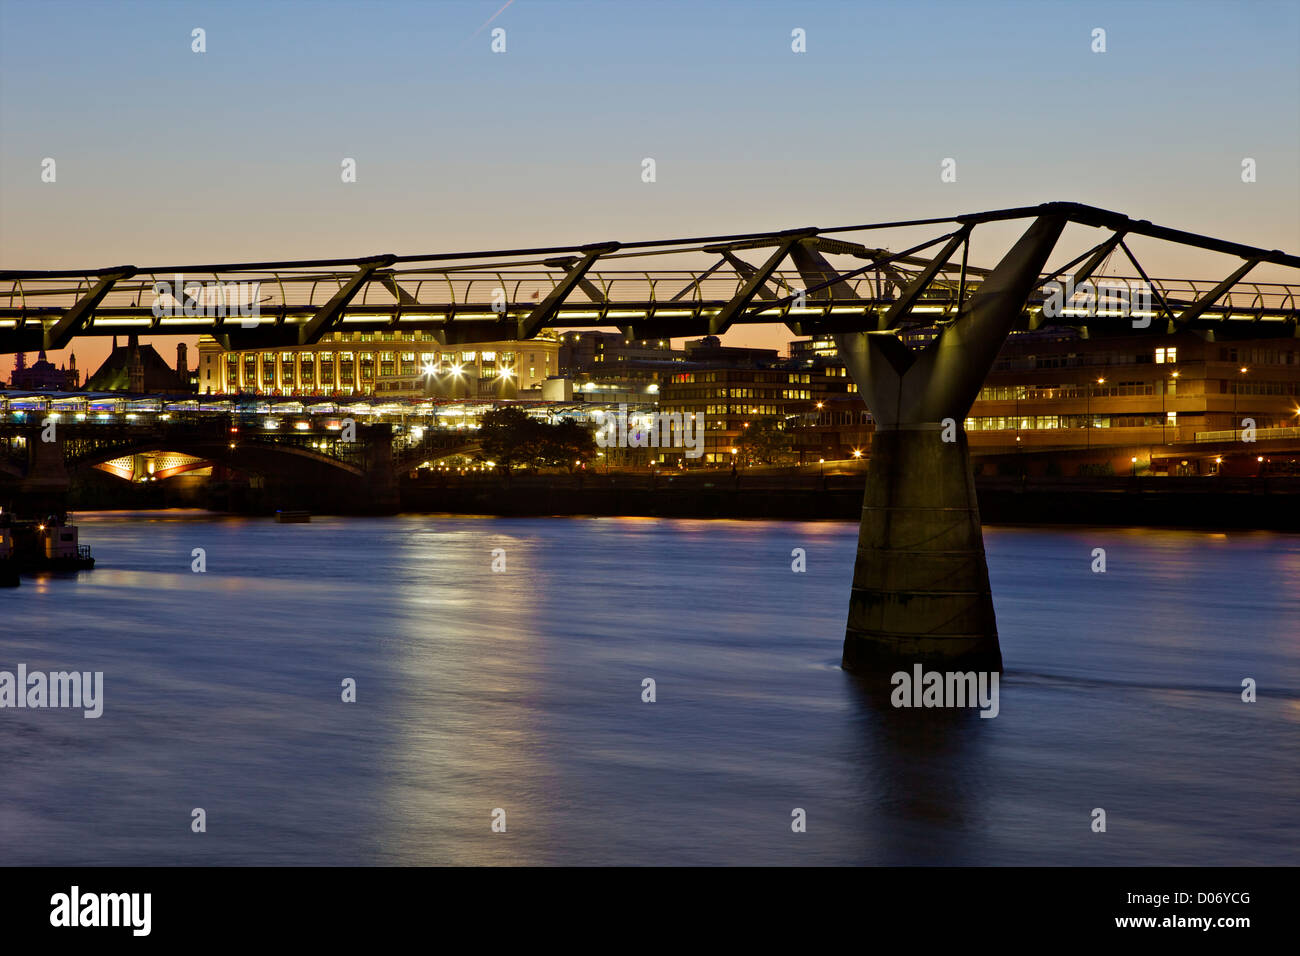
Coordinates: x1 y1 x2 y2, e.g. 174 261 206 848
793 212 1067 672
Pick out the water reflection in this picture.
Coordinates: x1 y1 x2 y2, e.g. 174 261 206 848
1 513 1296 864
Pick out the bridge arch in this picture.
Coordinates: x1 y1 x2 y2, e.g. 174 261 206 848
64 437 366 482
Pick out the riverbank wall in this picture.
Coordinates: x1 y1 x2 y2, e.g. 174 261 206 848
398 472 1300 530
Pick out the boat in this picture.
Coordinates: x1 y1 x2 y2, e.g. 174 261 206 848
275 510 312 523
3 513 95 572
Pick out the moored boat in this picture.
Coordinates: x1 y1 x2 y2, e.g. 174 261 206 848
3 513 95 572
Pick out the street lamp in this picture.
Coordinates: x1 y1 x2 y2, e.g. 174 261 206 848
420 362 439 399
1087 377 1105 448
1234 366 1248 423
1164 370 1179 443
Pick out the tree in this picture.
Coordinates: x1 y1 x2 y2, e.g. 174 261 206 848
478 406 546 471
478 408 598 473
737 416 793 466
543 419 597 472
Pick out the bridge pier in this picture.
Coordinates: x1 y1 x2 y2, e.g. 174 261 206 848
5 427 71 516
795 213 1068 672
360 423 400 513
841 424 999 671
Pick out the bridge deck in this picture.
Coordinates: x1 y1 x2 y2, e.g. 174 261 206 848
2 202 1297 350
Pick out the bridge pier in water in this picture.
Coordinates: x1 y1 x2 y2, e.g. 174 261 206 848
841 425 999 672
795 213 1069 673
9 428 71 517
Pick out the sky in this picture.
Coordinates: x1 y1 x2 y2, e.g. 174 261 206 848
2 0 1297 377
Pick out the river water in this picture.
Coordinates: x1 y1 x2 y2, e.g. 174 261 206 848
2 512 1297 865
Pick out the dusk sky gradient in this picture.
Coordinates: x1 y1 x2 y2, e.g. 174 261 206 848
2 0 1297 374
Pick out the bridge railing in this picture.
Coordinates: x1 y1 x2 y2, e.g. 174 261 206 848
1193 426 1300 442
6 269 1298 319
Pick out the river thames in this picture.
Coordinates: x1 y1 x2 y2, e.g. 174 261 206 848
2 513 1297 865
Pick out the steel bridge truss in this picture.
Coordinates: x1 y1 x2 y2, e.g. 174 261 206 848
1 202 1297 354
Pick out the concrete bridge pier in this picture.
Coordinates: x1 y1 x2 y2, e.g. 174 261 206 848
8 427 71 516
360 423 400 514
794 213 1068 672
843 421 997 671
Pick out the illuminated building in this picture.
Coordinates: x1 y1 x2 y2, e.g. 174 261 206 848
196 331 560 398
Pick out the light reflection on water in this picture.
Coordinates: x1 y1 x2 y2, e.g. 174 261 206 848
1 511 1297 865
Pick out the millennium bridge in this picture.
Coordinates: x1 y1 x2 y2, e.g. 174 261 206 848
3 201 1298 673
